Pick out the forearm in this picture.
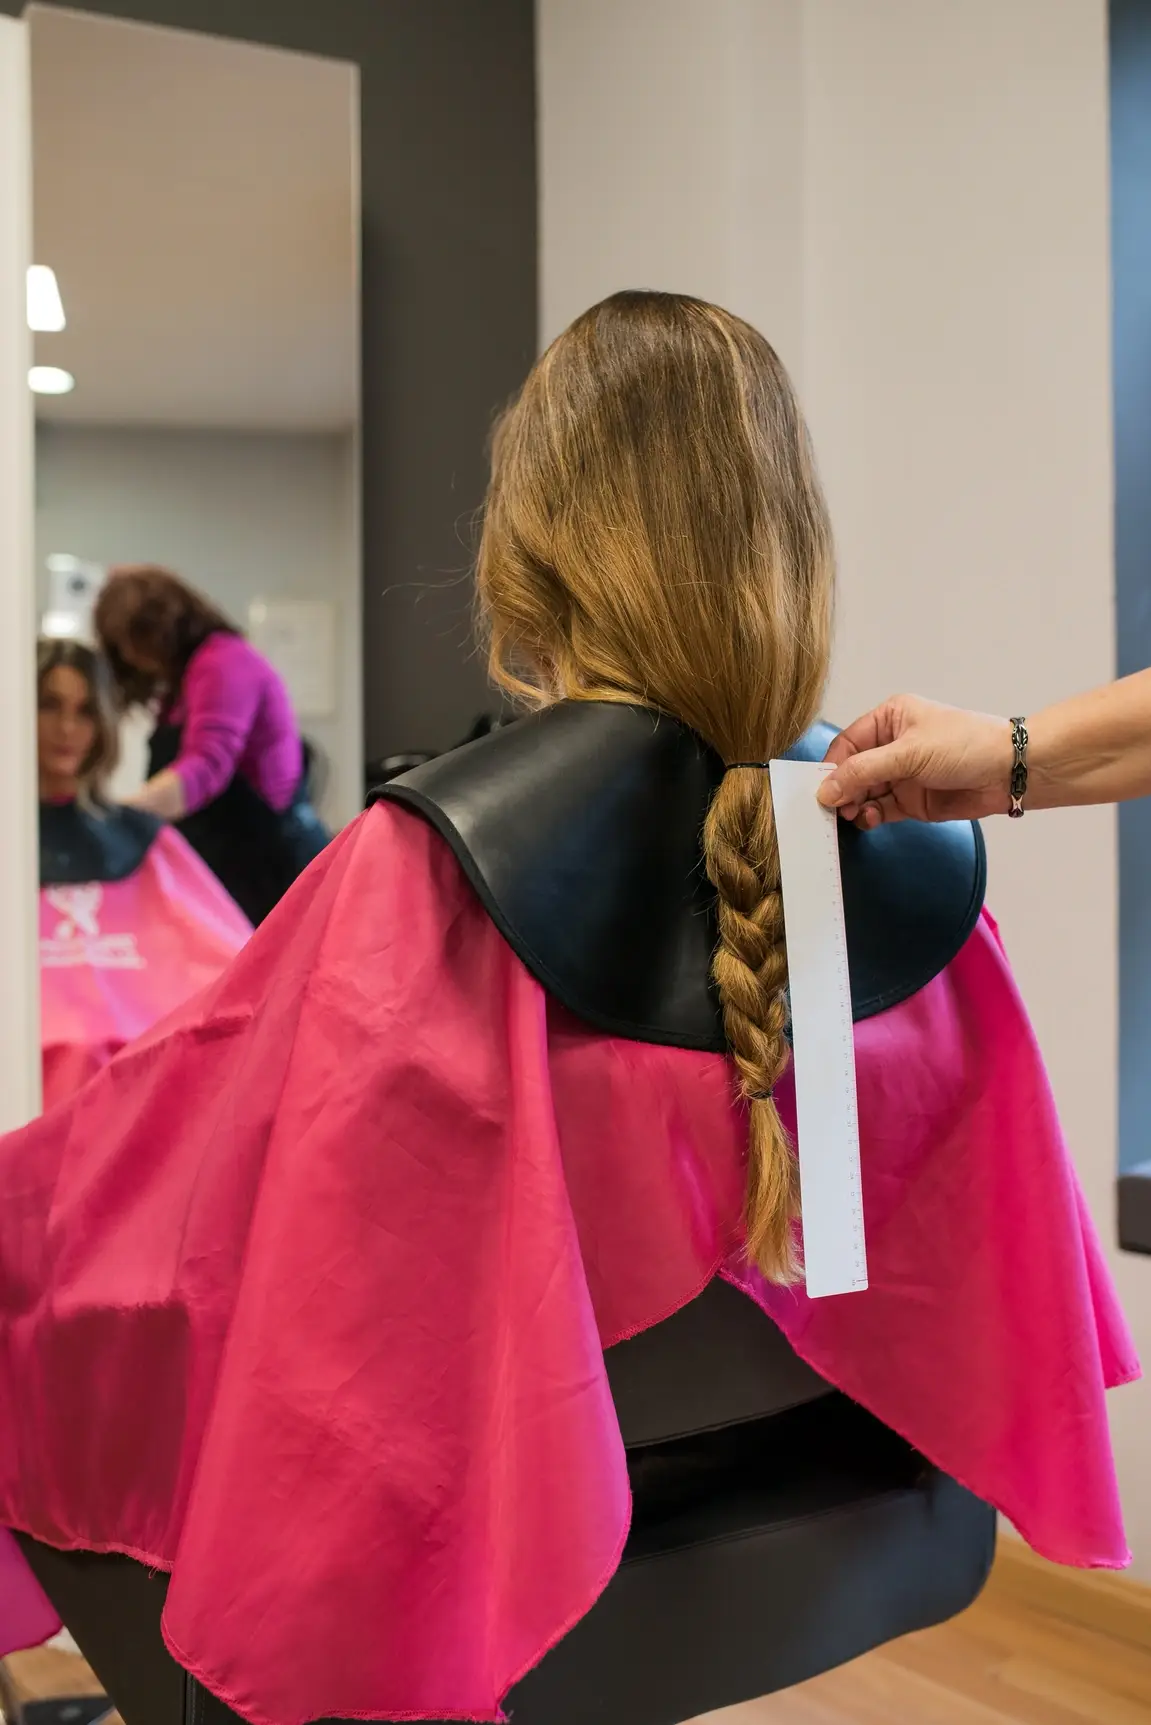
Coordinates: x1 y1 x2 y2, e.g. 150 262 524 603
174 646 259 808
1026 670 1151 810
127 767 187 821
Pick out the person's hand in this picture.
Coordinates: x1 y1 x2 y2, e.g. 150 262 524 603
121 767 186 823
817 695 1015 826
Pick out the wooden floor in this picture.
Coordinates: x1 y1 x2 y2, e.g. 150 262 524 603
3 1542 1149 1725
699 1542 1151 1725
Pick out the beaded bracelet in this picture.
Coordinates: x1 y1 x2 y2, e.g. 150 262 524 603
1009 717 1029 818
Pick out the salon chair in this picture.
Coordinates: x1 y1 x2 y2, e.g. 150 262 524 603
300 739 327 810
364 752 435 796
17 1279 995 1725
364 717 510 800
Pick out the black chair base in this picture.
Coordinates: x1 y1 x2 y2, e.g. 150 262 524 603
17 1395 995 1725
511 1405 994 1725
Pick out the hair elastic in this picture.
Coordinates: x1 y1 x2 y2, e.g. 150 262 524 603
727 761 771 771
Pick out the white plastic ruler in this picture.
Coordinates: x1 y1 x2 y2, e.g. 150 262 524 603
768 759 867 1299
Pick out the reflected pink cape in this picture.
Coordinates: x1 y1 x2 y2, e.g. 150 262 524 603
40 826 252 1108
0 803 1137 1725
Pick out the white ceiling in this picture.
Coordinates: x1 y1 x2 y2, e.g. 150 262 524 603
28 6 358 431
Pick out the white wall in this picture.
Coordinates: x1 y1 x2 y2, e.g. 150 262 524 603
0 15 40 1131
34 424 362 828
538 0 804 363
539 0 1151 1575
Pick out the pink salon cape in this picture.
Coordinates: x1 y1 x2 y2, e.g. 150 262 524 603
0 800 1137 1725
40 825 253 1109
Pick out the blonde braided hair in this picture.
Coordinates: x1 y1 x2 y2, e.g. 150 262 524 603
704 773 798 1279
477 291 834 1280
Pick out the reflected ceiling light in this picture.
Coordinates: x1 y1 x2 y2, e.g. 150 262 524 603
26 265 66 332
29 365 75 396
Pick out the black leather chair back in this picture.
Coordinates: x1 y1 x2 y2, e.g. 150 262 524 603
606 1278 831 1445
17 1287 995 1725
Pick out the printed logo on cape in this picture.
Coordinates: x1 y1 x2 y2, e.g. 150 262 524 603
42 884 145 970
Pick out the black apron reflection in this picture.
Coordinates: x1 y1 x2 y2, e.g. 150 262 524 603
148 722 330 926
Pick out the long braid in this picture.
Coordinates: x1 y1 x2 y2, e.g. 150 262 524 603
703 768 798 1281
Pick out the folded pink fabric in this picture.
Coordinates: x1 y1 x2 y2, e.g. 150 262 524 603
0 802 1136 1724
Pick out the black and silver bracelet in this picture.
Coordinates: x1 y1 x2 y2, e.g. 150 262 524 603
1009 716 1029 818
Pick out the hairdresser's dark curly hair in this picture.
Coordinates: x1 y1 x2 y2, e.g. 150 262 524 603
94 565 239 706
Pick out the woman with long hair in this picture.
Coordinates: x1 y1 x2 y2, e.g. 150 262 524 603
35 638 251 1107
0 295 1135 1725
94 567 329 924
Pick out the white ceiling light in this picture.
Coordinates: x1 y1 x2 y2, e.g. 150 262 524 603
29 365 75 396
26 265 66 332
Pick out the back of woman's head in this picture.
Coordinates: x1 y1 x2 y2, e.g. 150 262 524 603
478 289 836 1281
94 565 237 705
37 637 119 802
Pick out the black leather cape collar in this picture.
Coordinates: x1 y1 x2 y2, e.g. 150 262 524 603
373 701 986 1053
40 801 162 887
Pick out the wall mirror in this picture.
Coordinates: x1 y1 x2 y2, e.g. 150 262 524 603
13 2 359 1122
28 3 361 825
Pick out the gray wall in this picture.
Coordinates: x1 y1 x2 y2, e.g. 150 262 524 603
35 424 362 828
1112 0 1151 1170
6 0 538 761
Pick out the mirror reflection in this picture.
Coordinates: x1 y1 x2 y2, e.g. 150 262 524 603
26 5 359 1105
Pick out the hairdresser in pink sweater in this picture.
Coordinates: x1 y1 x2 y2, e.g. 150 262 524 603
95 566 330 925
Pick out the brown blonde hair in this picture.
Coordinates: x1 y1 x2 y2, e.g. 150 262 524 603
37 638 120 803
477 290 834 1281
94 565 238 706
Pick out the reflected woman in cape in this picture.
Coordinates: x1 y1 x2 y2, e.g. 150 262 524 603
0 295 1136 1725
36 638 252 1108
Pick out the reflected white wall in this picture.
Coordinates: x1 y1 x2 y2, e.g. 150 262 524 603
35 424 362 828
